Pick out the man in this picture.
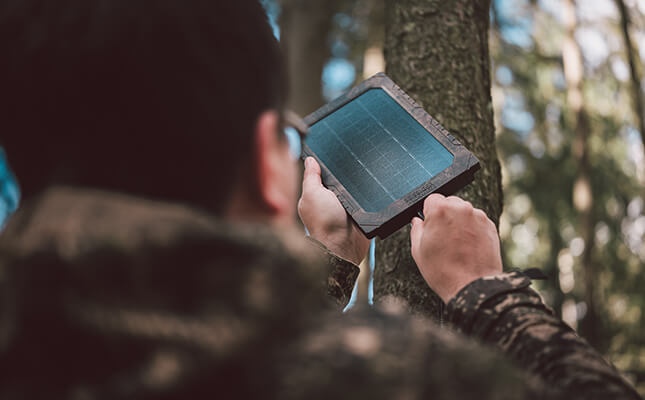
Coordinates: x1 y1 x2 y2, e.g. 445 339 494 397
0 0 639 398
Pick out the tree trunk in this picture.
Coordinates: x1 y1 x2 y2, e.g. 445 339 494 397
615 0 645 151
279 0 337 116
374 0 502 319
562 0 601 348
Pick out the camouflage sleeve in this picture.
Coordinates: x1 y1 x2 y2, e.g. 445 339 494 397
305 236 360 309
446 271 641 400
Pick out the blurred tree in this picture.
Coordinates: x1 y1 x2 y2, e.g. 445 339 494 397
489 0 645 392
562 0 601 349
615 0 645 149
279 0 338 116
374 0 502 318
278 0 374 307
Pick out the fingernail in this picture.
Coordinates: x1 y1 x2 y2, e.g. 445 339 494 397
305 157 312 169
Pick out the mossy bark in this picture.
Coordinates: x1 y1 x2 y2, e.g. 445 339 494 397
374 0 502 319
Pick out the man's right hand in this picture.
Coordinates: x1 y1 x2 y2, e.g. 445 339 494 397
410 194 503 303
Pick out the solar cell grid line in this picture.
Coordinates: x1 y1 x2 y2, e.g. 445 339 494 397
334 118 397 209
306 88 456 212
320 118 398 205
353 90 451 201
354 94 435 179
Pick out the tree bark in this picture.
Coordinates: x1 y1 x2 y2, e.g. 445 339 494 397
279 0 337 116
374 0 502 319
562 0 601 348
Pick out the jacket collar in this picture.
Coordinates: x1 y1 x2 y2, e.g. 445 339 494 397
0 185 316 264
0 186 328 341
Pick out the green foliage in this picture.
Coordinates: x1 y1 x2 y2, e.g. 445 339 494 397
491 1 645 392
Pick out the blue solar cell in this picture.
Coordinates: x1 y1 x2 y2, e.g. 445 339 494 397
306 88 454 212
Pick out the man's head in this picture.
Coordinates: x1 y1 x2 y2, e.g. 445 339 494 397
0 0 301 224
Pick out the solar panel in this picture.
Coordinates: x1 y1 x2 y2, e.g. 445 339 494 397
307 88 455 212
303 73 480 239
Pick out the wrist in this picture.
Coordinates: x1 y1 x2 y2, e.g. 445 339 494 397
310 232 364 265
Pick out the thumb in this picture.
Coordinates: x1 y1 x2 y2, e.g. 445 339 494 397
410 216 423 258
302 157 322 192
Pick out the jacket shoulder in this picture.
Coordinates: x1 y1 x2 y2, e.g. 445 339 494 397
279 306 544 400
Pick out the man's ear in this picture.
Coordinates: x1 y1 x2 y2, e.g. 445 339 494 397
254 110 291 217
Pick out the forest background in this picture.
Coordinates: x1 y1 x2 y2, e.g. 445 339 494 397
0 0 643 395
266 0 645 394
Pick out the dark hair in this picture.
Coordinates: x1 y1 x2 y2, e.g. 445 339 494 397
0 0 286 213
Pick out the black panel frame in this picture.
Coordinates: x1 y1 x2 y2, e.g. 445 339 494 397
302 73 480 239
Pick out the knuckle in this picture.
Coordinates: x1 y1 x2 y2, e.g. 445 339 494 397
298 190 308 202
410 236 418 254
424 193 441 208
302 175 314 189
429 201 448 216
474 208 487 219
451 202 469 215
457 203 472 215
303 180 318 196
297 197 306 213
487 218 497 230
446 196 471 211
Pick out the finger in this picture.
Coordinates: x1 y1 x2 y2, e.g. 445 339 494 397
410 216 424 257
302 157 322 193
446 195 465 204
423 193 446 218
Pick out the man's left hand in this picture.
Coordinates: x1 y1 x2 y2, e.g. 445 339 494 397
298 157 370 265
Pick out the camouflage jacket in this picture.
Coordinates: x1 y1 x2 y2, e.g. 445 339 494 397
0 187 639 399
